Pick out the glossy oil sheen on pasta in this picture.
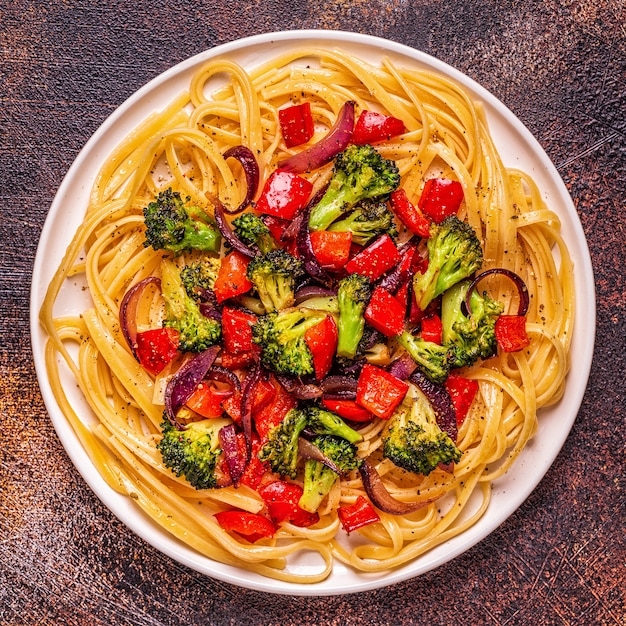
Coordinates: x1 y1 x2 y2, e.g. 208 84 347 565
39 48 574 584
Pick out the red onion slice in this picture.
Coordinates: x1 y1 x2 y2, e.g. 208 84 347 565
466 268 530 317
164 346 220 430
219 423 245 485
359 459 433 515
298 437 343 474
206 365 241 393
240 363 263 462
119 276 161 360
278 101 355 174
210 194 256 257
387 352 418 381
222 145 260 215
409 369 457 441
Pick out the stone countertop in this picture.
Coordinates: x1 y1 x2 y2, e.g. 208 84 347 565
1 1 624 624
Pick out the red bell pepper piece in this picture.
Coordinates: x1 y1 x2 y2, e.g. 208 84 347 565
356 364 409 419
421 314 443 345
253 377 298 441
322 398 374 423
213 250 253 303
221 306 257 354
279 102 315 148
344 234 400 280
220 349 257 371
418 178 465 223
259 481 320 527
134 327 179 375
337 496 380 533
495 315 531 352
255 170 313 221
365 286 406 337
309 230 352 269
445 374 479 427
389 189 431 238
214 510 276 542
185 382 232 418
352 110 406 145
304 315 338 380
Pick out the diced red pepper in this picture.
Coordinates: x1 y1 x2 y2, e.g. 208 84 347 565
214 510 276 542
495 315 531 352
421 314 443 344
279 102 315 148
220 349 257 371
253 377 298 441
344 234 400 280
304 315 338 380
309 230 352 269
365 286 406 337
255 170 313 221
418 178 465 223
322 398 374 423
185 382 232 418
221 306 257 354
261 214 290 243
445 374 479 427
134 327 180 375
390 189 431 238
352 110 406 145
356 364 409 419
213 250 253 304
259 481 320 527
337 496 380 533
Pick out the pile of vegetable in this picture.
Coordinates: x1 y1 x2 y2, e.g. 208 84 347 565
120 100 531 541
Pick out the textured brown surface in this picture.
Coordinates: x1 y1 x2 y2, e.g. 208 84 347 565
1 1 625 624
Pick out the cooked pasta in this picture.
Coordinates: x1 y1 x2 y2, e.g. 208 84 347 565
40 47 574 583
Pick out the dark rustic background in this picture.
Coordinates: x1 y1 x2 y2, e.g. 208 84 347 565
1 1 625 624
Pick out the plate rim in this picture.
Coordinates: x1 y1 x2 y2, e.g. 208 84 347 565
30 29 596 596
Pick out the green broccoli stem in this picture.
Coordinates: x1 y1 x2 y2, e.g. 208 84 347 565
299 460 339 513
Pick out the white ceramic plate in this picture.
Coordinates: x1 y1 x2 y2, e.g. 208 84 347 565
30 30 595 596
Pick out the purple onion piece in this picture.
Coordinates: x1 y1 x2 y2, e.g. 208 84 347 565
297 192 329 282
466 268 530 317
359 459 433 515
294 284 337 305
298 437 343 474
211 194 256 257
240 362 263 462
378 243 416 294
164 346 220 430
219 423 245 485
320 375 358 395
119 276 161 360
207 365 241 392
387 352 418 381
409 369 457 441
222 145 260 215
278 101 355 174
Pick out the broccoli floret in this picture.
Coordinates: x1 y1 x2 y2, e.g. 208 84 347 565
232 212 278 254
251 307 328 376
143 188 221 255
258 407 308 479
298 435 362 513
305 405 363 444
246 249 306 313
161 258 221 352
308 144 401 232
180 258 221 298
397 331 452 384
336 273 372 359
441 280 504 369
383 386 462 476
157 418 231 490
328 198 398 246
413 215 483 311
